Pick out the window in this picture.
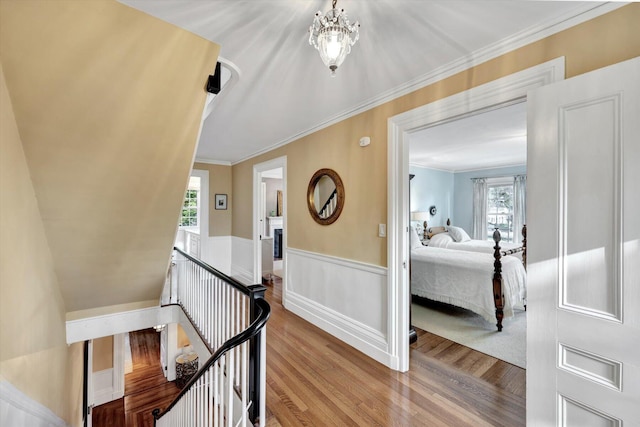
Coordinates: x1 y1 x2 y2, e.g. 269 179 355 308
486 181 514 242
180 177 201 228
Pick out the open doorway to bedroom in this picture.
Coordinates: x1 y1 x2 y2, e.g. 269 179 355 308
387 58 565 376
408 101 528 369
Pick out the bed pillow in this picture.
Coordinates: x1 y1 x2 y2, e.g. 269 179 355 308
410 226 422 249
448 225 471 242
429 232 454 245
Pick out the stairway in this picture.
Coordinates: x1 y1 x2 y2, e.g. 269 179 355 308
93 329 180 427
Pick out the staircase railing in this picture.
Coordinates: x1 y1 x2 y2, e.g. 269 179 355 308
153 247 271 426
318 188 337 219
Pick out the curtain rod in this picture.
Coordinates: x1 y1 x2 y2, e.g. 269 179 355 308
470 174 526 181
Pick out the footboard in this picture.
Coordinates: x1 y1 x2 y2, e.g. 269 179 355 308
500 224 527 270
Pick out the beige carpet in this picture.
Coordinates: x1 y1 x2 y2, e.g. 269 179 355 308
412 299 526 368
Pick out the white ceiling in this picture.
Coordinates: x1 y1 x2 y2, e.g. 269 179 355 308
409 101 527 172
118 1 609 165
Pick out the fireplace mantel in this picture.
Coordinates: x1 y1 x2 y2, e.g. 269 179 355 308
267 216 282 237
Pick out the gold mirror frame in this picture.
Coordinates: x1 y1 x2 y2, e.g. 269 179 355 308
307 168 345 225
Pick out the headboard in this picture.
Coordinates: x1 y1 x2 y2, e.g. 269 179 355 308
424 218 451 239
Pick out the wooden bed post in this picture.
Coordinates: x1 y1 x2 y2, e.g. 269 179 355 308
522 224 527 270
492 229 504 332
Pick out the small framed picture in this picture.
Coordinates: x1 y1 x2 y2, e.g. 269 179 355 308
215 194 227 210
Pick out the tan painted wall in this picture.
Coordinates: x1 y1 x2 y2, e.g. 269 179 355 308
0 63 84 426
232 4 640 267
193 163 232 237
93 336 114 372
0 0 220 312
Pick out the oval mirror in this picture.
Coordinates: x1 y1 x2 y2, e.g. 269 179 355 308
307 168 345 225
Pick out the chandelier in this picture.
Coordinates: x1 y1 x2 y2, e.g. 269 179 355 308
309 0 360 77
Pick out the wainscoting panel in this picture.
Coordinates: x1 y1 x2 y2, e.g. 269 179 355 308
201 235 232 276
230 236 254 285
92 368 115 406
285 248 391 366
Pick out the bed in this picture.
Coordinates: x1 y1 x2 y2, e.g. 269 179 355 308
410 226 527 331
424 221 527 266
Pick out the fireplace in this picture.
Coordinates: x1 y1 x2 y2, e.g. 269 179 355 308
274 229 282 259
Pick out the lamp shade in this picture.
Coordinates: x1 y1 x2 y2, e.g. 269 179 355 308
411 211 429 222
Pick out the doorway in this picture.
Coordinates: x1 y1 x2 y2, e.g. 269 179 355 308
253 157 287 288
387 58 566 372
408 101 528 367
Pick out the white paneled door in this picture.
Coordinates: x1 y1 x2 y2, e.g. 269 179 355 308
527 56 640 426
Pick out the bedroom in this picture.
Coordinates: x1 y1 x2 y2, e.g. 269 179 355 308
408 101 528 367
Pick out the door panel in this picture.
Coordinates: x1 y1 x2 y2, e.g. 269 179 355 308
528 57 639 426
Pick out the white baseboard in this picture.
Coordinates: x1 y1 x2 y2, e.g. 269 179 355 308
286 291 393 367
0 380 68 427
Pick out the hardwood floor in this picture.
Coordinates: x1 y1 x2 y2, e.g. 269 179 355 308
92 329 180 427
95 275 525 426
263 276 525 426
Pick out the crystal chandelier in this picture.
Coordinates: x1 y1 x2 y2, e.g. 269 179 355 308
309 0 360 77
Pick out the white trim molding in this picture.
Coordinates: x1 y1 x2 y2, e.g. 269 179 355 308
112 333 125 400
284 248 392 367
388 57 566 372
66 305 180 344
0 380 68 427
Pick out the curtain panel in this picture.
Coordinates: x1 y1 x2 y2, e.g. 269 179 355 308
472 178 487 240
513 175 527 244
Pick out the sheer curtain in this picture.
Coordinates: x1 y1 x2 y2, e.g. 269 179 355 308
472 178 487 240
513 175 527 244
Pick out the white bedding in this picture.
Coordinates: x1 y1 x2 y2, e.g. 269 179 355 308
411 246 527 324
427 232 523 260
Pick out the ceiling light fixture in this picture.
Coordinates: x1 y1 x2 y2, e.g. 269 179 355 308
309 0 360 77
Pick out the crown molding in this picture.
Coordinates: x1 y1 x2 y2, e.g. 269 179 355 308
410 162 528 174
231 2 624 166
193 158 232 166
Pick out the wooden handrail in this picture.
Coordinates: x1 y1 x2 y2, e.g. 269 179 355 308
318 188 337 217
154 248 270 426
172 246 256 297
153 298 271 422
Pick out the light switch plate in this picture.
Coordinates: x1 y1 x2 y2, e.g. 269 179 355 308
378 224 386 237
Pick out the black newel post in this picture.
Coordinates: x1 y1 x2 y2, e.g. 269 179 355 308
248 284 267 424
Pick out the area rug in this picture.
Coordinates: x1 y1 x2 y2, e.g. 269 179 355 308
411 299 526 368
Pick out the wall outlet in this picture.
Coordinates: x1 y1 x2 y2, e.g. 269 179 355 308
378 224 386 237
